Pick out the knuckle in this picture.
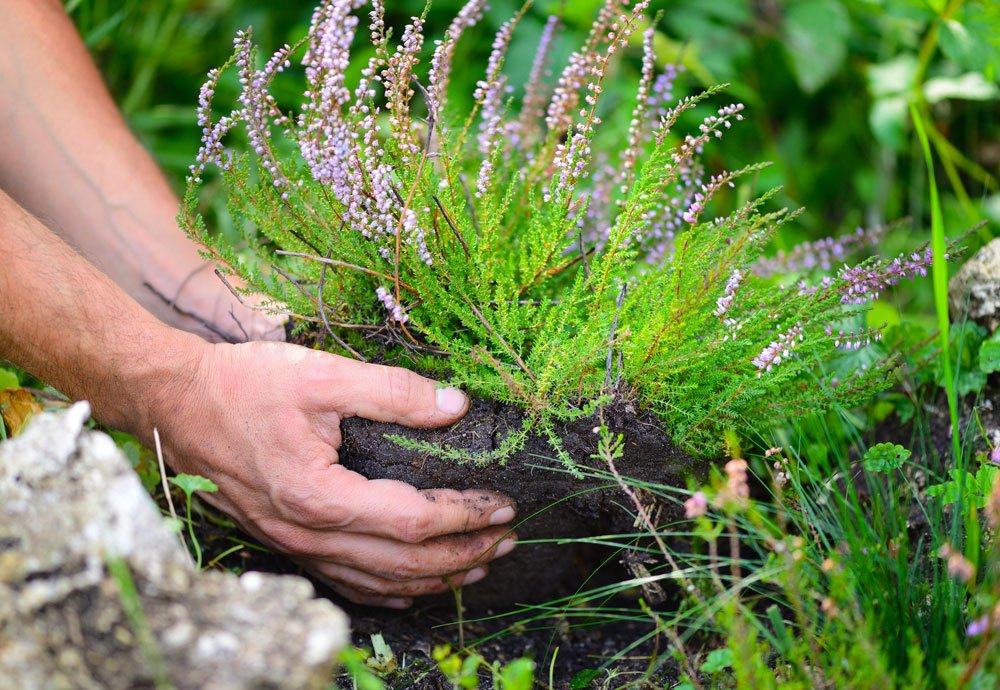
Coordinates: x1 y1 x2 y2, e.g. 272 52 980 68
396 507 434 544
271 481 348 529
385 367 418 412
385 558 422 581
258 519 314 557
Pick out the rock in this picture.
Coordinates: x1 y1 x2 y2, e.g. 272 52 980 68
0 403 350 690
950 238 1000 332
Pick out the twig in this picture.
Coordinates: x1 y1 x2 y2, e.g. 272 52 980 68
275 251 419 293
578 233 592 283
154 428 192 568
432 194 470 257
458 174 480 237
410 75 437 154
228 308 250 343
317 245 367 362
465 300 536 382
605 284 628 390
144 281 237 344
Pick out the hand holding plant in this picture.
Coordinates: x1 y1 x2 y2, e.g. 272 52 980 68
152 340 517 608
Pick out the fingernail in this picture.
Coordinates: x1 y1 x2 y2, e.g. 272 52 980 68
462 567 487 586
436 387 468 415
494 538 517 558
384 597 412 609
489 506 515 526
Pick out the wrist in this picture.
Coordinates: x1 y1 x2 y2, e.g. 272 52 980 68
102 322 211 445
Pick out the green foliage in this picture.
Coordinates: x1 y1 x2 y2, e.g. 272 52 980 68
927 464 999 509
863 442 911 473
0 367 19 391
432 644 535 690
978 329 1000 373
107 556 175 690
338 646 387 690
183 0 918 463
110 430 162 494
168 473 219 569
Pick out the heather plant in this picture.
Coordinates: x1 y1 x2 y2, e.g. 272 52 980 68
182 0 945 461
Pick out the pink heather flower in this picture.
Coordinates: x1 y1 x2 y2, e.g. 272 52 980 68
684 491 708 518
476 18 517 160
826 325 883 351
986 474 1000 528
384 16 426 159
756 225 888 278
427 0 488 117
752 325 804 377
838 247 936 306
714 269 745 317
967 615 992 637
376 287 409 324
517 15 559 147
616 26 656 194
718 459 750 506
191 67 237 181
682 171 737 225
938 543 975 584
644 65 680 141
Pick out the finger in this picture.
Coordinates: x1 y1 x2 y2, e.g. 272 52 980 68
326 581 413 610
311 561 490 599
302 527 516 580
327 358 470 428
275 464 517 541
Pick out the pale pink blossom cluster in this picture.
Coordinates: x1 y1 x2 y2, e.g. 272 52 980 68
516 15 560 150
752 325 804 377
938 543 975 584
714 269 745 317
376 287 409 324
682 171 737 225
475 18 518 196
427 0 489 117
838 247 937 305
684 491 708 518
825 325 883 351
756 225 888 278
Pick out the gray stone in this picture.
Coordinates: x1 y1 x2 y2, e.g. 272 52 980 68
0 403 350 690
950 238 1000 332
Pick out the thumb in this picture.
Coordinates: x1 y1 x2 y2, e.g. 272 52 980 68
330 358 470 428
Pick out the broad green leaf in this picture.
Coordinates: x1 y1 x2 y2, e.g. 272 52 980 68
500 659 536 690
783 0 850 93
869 96 909 150
700 648 734 674
939 18 990 72
924 73 999 103
863 443 911 473
867 55 918 98
980 331 1000 373
0 369 19 391
927 469 975 504
168 473 219 498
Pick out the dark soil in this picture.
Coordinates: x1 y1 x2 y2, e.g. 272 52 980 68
193 393 698 689
340 396 704 609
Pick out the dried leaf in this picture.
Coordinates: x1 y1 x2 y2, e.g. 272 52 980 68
0 388 43 437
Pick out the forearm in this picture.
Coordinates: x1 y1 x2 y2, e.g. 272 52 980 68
0 1 277 342
0 188 204 438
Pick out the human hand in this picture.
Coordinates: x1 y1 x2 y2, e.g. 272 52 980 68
152 341 517 608
144 262 287 344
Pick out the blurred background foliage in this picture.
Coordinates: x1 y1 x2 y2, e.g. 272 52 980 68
66 0 997 279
